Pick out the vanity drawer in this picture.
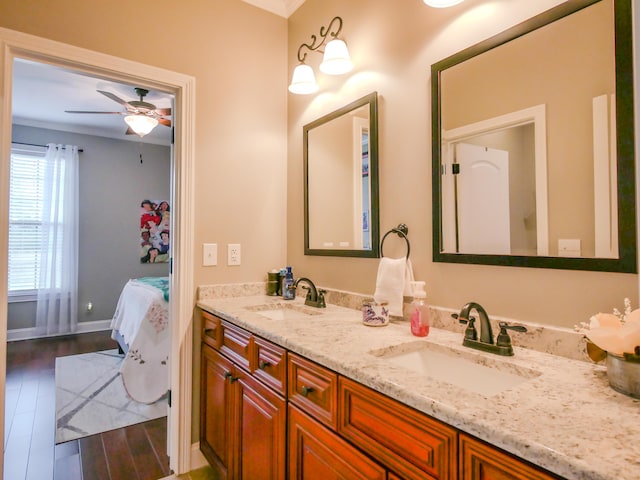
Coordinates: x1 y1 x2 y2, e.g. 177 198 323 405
201 310 222 349
220 320 253 372
253 336 287 396
338 377 457 480
459 434 560 480
288 353 338 430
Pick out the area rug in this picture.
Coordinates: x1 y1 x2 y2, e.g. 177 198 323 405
55 349 167 444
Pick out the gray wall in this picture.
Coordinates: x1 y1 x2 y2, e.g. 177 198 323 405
9 125 170 330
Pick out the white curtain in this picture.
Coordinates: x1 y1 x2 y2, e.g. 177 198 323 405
36 144 79 336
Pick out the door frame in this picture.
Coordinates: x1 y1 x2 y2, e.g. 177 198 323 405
0 27 196 474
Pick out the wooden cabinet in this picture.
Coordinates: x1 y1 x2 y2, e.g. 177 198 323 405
200 318 286 480
288 353 338 430
459 434 560 480
200 309 562 480
339 377 457 480
234 371 286 480
200 345 234 478
288 404 386 480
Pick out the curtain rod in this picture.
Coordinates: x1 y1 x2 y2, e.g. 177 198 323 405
11 141 84 153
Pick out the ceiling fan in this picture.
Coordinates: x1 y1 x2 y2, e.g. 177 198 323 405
65 87 171 137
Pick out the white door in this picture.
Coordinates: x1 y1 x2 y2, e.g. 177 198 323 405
456 143 511 255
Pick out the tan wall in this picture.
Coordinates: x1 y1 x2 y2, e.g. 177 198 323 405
308 114 354 247
0 0 289 289
287 0 638 328
442 0 614 257
0 0 288 447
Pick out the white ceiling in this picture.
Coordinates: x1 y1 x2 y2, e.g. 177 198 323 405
12 59 174 146
241 0 306 17
10 1 303 147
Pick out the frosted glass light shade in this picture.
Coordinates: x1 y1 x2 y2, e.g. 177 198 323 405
124 115 158 137
288 64 319 95
423 0 463 7
320 39 353 75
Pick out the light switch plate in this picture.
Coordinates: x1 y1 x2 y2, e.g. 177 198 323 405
203 243 217 266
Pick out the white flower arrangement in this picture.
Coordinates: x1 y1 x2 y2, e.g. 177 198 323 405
575 298 640 356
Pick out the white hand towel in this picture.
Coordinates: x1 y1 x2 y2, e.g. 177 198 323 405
374 257 415 316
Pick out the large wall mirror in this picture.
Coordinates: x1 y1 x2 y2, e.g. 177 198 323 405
304 92 379 257
431 0 636 272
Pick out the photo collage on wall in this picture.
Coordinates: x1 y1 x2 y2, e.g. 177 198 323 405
140 199 170 263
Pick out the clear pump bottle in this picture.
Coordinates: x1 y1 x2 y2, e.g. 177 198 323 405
410 281 430 337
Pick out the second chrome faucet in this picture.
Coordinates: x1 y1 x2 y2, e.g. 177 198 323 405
452 302 526 356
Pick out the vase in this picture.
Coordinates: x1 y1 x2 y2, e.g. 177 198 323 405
606 353 640 399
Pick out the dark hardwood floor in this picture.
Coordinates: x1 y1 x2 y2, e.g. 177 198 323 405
4 331 172 480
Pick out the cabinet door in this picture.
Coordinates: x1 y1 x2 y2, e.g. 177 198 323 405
288 404 386 480
339 377 457 480
459 434 560 480
235 372 287 480
200 345 235 479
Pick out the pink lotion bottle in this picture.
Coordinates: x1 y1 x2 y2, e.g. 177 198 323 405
410 281 430 337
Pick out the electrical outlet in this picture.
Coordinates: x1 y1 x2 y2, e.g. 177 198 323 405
203 243 217 266
228 243 241 266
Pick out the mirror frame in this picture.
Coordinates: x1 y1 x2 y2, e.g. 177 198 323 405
304 92 380 257
431 0 637 273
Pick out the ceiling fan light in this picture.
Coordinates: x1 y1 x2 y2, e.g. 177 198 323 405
288 64 319 95
320 39 353 75
124 115 159 137
423 0 464 7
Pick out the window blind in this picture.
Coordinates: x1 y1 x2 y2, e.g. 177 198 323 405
8 145 47 296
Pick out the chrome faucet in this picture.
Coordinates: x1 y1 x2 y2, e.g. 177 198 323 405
452 302 526 356
292 277 326 308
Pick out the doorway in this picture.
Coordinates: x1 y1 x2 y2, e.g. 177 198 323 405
0 27 196 475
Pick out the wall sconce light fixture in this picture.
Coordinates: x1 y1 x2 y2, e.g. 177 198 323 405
423 0 464 7
288 16 353 95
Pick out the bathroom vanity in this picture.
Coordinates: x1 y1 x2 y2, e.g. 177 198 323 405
197 293 639 480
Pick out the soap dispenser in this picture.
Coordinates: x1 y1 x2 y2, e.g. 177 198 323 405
410 281 430 337
282 266 295 300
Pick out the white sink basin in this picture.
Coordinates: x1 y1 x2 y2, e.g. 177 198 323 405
245 302 323 320
370 341 541 396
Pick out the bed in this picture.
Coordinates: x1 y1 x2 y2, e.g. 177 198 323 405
110 276 169 404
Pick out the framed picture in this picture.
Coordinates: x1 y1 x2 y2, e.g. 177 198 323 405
140 199 170 263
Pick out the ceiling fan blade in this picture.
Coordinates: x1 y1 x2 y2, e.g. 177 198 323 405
157 118 172 127
155 107 172 116
97 90 131 109
65 110 124 114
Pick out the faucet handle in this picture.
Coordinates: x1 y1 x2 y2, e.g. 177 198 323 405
496 322 527 347
317 289 326 308
452 313 478 341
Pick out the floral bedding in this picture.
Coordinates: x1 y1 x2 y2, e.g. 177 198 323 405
110 277 169 404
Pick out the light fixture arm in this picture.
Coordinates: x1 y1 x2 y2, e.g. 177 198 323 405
296 16 344 63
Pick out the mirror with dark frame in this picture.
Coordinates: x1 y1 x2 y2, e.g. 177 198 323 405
304 92 380 257
431 0 636 272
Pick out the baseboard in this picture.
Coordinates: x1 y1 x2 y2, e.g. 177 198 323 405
7 319 112 341
190 442 209 470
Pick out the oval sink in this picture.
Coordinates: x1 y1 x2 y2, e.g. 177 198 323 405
245 302 323 320
369 341 541 396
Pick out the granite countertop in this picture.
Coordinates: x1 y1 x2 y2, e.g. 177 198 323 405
197 294 640 480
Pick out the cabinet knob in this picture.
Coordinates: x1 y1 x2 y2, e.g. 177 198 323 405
301 385 314 397
224 371 238 383
258 360 271 370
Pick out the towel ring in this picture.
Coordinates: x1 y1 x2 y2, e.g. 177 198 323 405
380 223 410 259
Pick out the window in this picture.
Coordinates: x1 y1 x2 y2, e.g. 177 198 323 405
8 144 47 300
